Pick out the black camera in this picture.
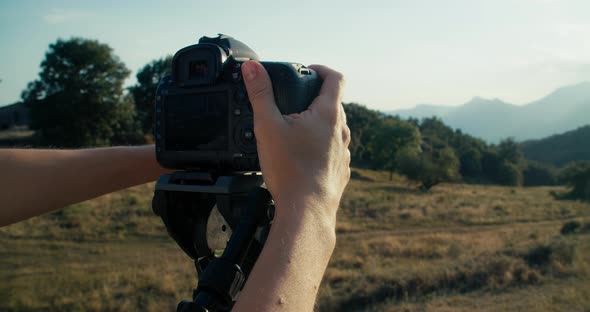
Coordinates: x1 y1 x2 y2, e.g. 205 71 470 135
154 34 322 172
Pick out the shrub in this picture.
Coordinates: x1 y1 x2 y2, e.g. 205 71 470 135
523 161 558 186
558 161 590 201
523 240 576 269
524 245 553 267
560 221 582 235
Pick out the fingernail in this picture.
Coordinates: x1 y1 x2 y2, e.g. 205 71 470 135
242 62 257 82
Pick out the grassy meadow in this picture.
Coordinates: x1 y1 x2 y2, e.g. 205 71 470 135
1 168 590 311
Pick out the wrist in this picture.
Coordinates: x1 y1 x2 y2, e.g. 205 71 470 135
273 188 340 220
92 145 169 187
272 194 338 246
124 145 170 177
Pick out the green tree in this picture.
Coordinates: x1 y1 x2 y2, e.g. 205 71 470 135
523 161 558 186
558 161 590 201
479 139 525 186
343 103 383 167
451 132 487 180
496 161 523 186
22 38 142 147
419 117 454 145
459 147 483 178
366 117 421 180
495 138 524 186
110 94 145 145
129 56 172 135
419 117 495 182
497 138 523 165
398 146 460 191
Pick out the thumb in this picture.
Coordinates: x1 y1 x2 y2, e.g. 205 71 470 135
242 61 283 132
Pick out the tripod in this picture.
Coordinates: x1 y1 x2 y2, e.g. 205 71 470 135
152 171 274 312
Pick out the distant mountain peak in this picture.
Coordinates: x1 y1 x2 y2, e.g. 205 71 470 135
464 96 512 107
529 80 590 108
388 81 590 143
414 103 439 108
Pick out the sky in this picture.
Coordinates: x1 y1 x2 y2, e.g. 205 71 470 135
1 0 589 111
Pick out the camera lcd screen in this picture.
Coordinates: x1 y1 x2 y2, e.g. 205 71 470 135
164 92 228 151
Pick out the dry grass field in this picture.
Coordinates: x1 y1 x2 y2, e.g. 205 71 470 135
1 168 589 311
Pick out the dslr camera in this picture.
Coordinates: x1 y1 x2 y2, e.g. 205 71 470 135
155 34 322 173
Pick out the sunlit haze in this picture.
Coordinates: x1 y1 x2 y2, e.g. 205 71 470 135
1 0 589 110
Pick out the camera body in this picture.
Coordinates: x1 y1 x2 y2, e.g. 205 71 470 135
155 34 322 173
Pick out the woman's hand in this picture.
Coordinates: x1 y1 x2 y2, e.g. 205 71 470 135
242 61 351 226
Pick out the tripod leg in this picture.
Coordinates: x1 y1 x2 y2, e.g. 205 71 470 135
190 187 274 311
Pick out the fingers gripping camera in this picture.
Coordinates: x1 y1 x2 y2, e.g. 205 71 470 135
155 34 322 173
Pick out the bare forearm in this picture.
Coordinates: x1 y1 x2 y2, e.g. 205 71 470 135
234 198 337 311
0 145 167 226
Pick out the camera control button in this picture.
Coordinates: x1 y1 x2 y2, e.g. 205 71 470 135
233 108 241 116
243 129 254 141
232 63 242 82
235 119 256 153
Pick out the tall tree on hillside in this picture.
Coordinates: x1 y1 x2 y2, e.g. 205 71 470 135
367 117 421 180
416 117 492 182
129 56 173 135
419 117 455 145
558 161 590 201
21 38 142 147
343 103 383 167
523 161 558 186
458 147 483 178
497 138 523 165
398 142 460 191
494 138 524 186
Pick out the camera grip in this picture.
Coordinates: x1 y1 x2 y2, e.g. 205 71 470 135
260 62 322 115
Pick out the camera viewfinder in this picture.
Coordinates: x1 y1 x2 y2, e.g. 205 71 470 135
189 61 209 80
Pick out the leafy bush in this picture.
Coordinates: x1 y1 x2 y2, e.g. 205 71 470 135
497 161 523 186
523 161 559 186
524 240 576 269
397 146 460 191
367 117 421 180
560 221 582 235
557 161 590 201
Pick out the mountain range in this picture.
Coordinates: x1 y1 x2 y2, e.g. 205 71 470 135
390 81 590 143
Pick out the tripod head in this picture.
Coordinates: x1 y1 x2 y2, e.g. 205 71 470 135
153 171 274 311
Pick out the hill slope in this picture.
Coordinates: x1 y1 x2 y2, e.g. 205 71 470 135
522 125 590 167
391 81 590 143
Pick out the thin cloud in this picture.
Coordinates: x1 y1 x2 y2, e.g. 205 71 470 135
43 9 92 25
